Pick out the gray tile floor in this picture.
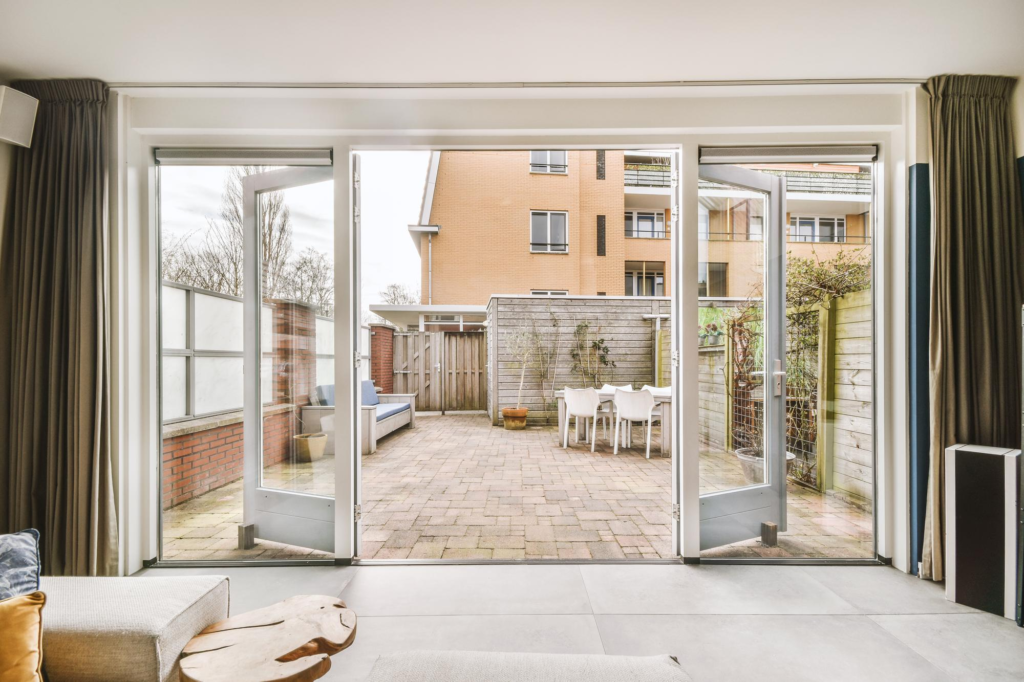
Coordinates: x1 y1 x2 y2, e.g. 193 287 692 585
140 564 1024 681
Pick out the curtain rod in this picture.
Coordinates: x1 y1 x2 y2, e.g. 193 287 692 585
107 77 927 89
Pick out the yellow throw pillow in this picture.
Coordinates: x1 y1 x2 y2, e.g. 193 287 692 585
0 591 44 682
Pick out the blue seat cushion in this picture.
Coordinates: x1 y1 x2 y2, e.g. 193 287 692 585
375 402 410 422
361 380 380 406
315 384 336 407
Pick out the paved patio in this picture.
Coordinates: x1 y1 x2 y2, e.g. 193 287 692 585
162 413 872 561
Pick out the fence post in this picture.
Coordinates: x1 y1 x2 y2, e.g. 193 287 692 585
724 332 734 452
816 301 837 492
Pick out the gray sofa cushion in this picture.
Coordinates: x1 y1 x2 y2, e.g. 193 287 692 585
366 651 692 682
376 402 410 421
40 575 229 682
361 379 380 406
0 528 41 600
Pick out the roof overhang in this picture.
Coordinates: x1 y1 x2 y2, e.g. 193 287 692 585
408 223 440 253
369 303 486 329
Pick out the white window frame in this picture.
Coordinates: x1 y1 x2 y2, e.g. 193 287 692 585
788 215 847 243
531 290 569 296
530 150 568 174
625 270 665 297
530 210 569 253
624 210 667 239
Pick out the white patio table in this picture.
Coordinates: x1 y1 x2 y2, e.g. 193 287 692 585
554 388 672 456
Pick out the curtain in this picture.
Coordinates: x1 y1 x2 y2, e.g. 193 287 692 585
922 75 1024 581
0 79 117 576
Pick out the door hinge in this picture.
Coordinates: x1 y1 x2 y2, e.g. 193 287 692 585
672 504 681 521
354 504 362 523
354 351 362 368
671 350 680 367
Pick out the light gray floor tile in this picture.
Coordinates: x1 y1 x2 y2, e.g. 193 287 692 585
137 565 356 614
871 613 1024 681
340 565 592 616
320 615 605 682
797 566 976 615
580 564 857 614
597 614 952 682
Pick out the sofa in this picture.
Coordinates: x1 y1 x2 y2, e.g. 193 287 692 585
360 379 416 455
41 575 229 682
302 381 416 456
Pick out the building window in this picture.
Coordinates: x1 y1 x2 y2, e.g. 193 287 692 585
530 150 567 174
789 216 846 243
530 211 568 253
626 270 664 297
624 210 667 238
531 290 569 296
698 262 728 297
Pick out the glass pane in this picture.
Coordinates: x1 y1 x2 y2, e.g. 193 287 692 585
530 150 546 165
161 286 187 350
550 150 566 167
162 356 187 420
749 216 763 241
818 218 836 243
194 291 244 351
799 218 815 242
624 212 634 237
194 356 243 414
549 213 566 250
698 182 766 498
624 274 633 296
637 214 655 237
260 177 335 497
531 212 547 250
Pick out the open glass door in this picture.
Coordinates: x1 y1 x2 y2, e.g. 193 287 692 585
697 164 787 551
241 165 336 554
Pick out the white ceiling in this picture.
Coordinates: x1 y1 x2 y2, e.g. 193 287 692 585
1 0 1022 86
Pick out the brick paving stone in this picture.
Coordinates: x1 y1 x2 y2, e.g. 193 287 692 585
162 413 873 562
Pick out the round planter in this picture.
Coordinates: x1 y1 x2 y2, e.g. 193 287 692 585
294 432 328 463
502 407 529 430
734 447 797 485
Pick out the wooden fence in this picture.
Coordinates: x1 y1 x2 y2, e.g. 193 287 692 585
487 296 670 425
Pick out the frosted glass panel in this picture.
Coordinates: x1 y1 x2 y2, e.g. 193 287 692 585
261 357 273 404
162 356 187 420
316 318 334 355
194 293 243 351
316 358 335 387
162 287 187 349
194 357 243 414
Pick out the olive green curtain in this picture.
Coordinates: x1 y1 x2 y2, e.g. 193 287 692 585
922 75 1024 581
0 79 117 576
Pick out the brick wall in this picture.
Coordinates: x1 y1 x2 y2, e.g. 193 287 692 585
369 323 395 393
161 408 295 509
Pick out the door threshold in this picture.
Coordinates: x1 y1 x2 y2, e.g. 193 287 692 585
352 558 685 566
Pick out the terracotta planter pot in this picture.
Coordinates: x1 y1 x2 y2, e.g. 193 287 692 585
502 407 529 430
294 433 328 463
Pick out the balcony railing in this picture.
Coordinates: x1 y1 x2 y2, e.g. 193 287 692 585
625 165 671 187
700 231 871 244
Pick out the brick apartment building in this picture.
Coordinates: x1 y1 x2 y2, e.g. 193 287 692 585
371 150 871 330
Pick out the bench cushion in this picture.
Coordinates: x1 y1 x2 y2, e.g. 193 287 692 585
376 402 410 421
40 575 229 682
315 384 336 407
361 380 380 406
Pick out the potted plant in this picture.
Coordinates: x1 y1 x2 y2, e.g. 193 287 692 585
294 432 328 463
502 323 539 429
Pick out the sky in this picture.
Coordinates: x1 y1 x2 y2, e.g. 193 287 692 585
159 151 430 319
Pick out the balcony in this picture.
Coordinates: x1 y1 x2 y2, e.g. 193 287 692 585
624 164 671 188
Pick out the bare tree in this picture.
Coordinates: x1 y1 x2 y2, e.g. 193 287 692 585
379 283 419 305
283 247 335 317
161 165 293 299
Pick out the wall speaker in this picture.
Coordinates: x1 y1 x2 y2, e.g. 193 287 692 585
0 86 39 148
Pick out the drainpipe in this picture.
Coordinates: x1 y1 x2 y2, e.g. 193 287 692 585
428 233 433 304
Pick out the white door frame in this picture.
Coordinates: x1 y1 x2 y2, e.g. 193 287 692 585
242 165 336 553
694 163 788 551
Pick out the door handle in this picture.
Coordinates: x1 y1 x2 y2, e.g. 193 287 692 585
772 359 785 397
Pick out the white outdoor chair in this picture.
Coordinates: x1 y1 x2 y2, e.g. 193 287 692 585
563 387 610 453
613 388 658 459
641 384 671 423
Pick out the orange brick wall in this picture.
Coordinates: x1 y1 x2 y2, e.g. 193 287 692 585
369 324 394 393
423 150 671 303
161 410 295 510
